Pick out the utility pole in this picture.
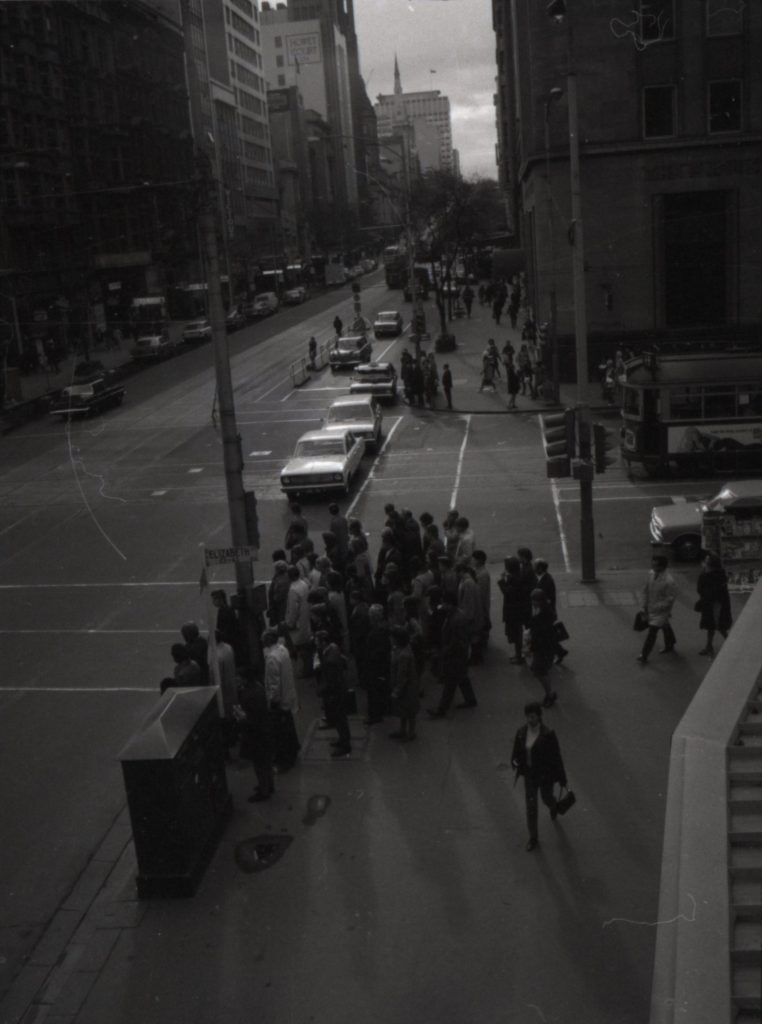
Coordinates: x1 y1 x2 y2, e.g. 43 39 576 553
198 154 261 664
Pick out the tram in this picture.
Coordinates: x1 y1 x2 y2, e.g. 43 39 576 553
620 350 762 476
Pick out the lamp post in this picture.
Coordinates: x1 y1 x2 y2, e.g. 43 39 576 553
541 88 563 405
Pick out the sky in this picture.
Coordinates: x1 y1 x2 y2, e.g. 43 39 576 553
353 0 498 180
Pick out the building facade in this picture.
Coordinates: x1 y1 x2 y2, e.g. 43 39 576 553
374 59 454 173
0 0 195 350
495 0 762 359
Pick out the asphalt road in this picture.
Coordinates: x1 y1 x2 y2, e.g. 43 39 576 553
0 274 708 1005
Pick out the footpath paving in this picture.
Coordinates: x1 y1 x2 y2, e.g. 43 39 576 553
0 568 725 1024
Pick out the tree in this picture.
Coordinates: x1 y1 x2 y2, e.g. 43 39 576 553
409 172 506 342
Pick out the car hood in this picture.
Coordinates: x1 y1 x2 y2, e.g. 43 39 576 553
651 501 703 532
282 457 345 475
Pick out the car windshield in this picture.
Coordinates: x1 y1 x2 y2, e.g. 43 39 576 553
188 320 207 328
64 384 93 396
357 369 390 381
377 313 397 322
328 404 370 422
295 438 347 457
337 337 364 352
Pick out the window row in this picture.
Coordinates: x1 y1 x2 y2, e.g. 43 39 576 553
669 384 762 421
643 80 743 138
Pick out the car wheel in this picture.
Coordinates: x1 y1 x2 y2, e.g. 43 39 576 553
673 535 702 562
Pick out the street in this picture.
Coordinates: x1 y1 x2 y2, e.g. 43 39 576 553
1 279 715 1021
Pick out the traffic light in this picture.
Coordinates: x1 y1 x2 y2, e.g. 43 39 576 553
540 408 576 478
351 281 361 295
413 310 426 336
593 423 617 474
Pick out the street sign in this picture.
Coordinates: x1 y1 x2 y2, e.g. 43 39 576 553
204 545 258 567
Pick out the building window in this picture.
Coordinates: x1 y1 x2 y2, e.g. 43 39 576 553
708 80 742 133
706 0 742 36
643 85 675 138
276 55 284 67
275 35 282 48
278 75 286 87
639 1 674 43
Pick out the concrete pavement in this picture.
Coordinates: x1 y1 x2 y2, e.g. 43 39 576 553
1 568 721 1024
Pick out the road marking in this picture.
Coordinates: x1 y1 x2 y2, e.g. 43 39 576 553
551 479 572 572
280 389 295 402
0 628 179 634
449 414 472 509
151 490 167 496
346 415 404 517
248 450 273 456
0 581 236 589
188 467 203 474
559 494 657 503
255 375 291 403
0 508 41 537
0 686 157 693
237 417 322 425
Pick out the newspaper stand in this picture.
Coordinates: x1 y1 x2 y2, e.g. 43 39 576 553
702 508 762 593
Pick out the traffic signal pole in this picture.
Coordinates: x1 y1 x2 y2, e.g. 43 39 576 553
567 70 596 583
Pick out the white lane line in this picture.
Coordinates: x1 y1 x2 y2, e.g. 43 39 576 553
0 687 157 693
449 413 472 510
280 389 295 402
0 628 178 634
0 508 41 537
151 490 168 496
559 494 656 503
551 479 572 572
0 581 236 589
255 375 291 403
346 415 404 518
238 418 322 425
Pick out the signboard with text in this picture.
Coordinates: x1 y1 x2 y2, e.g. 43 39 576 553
204 545 259 567
286 32 321 66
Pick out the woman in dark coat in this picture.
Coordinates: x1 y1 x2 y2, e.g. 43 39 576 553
528 589 557 707
498 556 525 664
511 701 567 850
696 552 732 657
389 627 419 741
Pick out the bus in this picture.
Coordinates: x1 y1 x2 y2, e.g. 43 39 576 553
620 349 762 476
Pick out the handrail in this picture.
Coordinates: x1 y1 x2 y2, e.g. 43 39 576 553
650 579 762 1023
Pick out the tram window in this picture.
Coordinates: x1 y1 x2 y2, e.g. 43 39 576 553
670 387 702 419
623 388 640 415
703 385 736 419
740 390 762 416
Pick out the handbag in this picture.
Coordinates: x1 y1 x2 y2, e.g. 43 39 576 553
633 610 649 632
344 688 358 715
554 621 570 642
556 787 576 816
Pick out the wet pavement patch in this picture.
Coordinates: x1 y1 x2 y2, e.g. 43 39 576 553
303 794 331 826
235 835 293 873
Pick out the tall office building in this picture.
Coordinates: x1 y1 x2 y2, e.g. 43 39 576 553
493 0 762 351
374 58 454 172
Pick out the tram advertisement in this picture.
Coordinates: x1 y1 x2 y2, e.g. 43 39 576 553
669 423 762 456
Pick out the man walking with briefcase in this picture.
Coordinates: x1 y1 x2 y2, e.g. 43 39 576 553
511 702 571 851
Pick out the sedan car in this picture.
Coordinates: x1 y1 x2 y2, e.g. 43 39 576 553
49 373 125 418
182 318 212 344
280 428 365 496
323 395 383 451
373 310 404 338
131 330 174 360
349 362 398 403
225 306 246 332
650 480 762 560
328 333 372 371
247 292 280 318
283 286 307 305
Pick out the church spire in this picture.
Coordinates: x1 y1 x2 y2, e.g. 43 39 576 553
393 54 402 95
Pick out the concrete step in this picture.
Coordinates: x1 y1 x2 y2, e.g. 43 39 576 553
733 918 762 963
730 782 762 814
730 746 762 765
733 1013 762 1024
730 814 762 841
732 879 762 913
738 722 762 738
729 842 762 880
735 734 762 748
732 964 762 1009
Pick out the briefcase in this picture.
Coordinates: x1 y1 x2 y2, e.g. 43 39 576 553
554 621 570 642
556 787 576 816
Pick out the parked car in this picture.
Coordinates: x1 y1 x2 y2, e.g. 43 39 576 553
349 362 398 403
50 372 125 418
650 480 762 560
182 318 212 344
361 257 377 273
247 292 280 318
131 329 174 360
225 306 246 332
373 310 404 338
280 428 365 497
323 395 383 451
329 333 372 372
284 286 307 305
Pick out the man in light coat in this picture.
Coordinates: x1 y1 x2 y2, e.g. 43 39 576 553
285 565 311 676
262 629 300 772
638 554 678 664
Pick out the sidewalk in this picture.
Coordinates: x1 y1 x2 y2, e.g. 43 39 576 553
413 300 614 415
0 569 715 1024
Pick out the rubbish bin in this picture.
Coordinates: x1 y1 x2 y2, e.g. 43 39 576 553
119 687 232 897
